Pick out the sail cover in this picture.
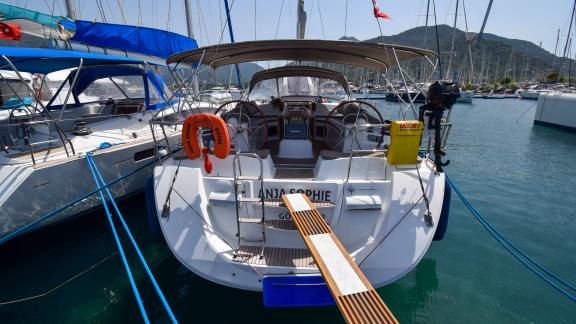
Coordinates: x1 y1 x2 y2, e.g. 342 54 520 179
71 21 198 59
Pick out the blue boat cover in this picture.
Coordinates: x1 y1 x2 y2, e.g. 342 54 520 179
71 21 198 59
0 47 155 74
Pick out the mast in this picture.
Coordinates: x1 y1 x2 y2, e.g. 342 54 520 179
445 0 459 80
494 55 500 83
419 0 431 80
184 0 195 39
561 0 576 82
297 0 307 39
483 51 491 83
478 47 486 84
64 0 77 20
223 0 242 87
184 0 199 95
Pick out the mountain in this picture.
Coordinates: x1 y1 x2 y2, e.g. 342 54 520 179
363 24 564 83
339 36 360 42
197 63 264 86
163 62 264 88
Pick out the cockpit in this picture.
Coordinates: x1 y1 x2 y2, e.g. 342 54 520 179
212 66 386 164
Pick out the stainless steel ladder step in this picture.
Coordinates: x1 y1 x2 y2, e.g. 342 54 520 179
233 153 266 244
236 175 260 181
238 197 262 203
238 217 262 224
240 238 265 243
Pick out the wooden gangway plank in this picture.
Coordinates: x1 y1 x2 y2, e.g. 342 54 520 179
282 193 398 324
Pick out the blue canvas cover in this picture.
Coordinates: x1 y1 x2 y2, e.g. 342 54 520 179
0 46 153 74
71 21 198 59
0 3 60 29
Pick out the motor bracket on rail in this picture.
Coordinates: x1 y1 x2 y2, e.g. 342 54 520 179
419 81 460 172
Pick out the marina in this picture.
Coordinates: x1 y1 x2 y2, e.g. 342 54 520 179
1 0 576 323
0 98 575 323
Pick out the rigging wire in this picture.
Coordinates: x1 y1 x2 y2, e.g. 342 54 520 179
432 0 443 78
197 0 211 45
137 0 143 27
562 1 576 65
77 0 87 19
287 0 294 37
96 0 107 23
219 0 224 45
116 0 127 24
274 0 286 39
48 0 56 39
316 0 326 39
166 0 172 31
104 0 118 24
204 0 217 43
462 0 469 31
443 0 453 24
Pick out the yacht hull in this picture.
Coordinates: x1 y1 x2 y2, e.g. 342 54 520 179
0 137 177 237
153 155 446 292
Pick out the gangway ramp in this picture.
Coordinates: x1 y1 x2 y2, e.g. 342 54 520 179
282 193 398 324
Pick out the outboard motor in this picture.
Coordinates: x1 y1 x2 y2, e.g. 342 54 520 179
419 81 460 172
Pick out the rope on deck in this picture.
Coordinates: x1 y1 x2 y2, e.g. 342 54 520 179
86 153 178 323
446 175 576 302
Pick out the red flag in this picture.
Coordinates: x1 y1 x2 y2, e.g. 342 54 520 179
0 22 22 40
372 0 391 19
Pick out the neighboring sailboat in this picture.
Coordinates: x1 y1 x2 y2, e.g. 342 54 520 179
0 47 183 236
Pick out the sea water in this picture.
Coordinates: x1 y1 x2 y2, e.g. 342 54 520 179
0 98 575 323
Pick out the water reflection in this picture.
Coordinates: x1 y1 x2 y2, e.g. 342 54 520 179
380 258 438 323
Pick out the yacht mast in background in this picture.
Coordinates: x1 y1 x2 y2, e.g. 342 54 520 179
64 0 77 19
297 0 306 39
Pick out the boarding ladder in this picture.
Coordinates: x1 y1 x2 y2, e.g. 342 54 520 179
232 153 266 244
282 193 397 324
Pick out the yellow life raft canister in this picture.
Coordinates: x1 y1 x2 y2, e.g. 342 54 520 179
387 120 423 165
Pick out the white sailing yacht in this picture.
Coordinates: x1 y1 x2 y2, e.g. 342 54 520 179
0 47 183 237
150 40 458 302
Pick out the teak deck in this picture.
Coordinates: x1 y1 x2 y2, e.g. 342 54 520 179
282 193 398 324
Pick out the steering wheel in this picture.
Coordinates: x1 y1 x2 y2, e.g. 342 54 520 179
214 100 268 150
324 100 386 149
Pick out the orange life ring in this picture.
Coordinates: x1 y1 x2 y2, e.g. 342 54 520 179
182 113 230 160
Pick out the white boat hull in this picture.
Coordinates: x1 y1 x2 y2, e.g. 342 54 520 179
534 92 576 131
0 108 183 237
456 90 474 103
153 155 446 291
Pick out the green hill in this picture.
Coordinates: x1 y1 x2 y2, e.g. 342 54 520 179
363 24 565 83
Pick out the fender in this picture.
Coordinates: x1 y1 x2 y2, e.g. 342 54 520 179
182 113 230 159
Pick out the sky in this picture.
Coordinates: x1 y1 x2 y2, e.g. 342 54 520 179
4 0 576 55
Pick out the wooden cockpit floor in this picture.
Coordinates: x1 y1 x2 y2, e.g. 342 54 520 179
233 246 317 268
274 167 315 179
